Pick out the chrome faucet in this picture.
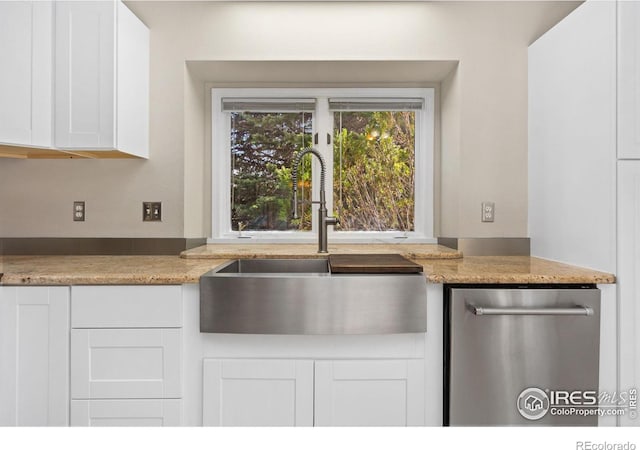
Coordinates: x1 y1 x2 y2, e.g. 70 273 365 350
291 147 339 253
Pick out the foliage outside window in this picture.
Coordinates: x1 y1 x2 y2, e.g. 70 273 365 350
333 111 415 231
230 112 313 231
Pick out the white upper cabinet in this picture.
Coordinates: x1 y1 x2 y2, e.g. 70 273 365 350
618 1 640 159
55 1 115 150
528 0 617 271
0 1 53 148
0 1 148 158
55 0 149 157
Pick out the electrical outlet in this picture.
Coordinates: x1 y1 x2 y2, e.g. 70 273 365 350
73 201 85 222
482 202 495 222
143 202 162 222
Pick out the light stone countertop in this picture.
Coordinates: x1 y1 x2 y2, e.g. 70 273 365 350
0 255 228 285
416 256 615 285
0 248 615 286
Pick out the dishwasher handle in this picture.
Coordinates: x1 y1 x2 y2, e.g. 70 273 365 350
467 304 594 316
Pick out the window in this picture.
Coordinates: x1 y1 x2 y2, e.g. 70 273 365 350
211 88 434 242
229 109 313 232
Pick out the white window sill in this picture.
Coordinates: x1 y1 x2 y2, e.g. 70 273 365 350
207 234 437 245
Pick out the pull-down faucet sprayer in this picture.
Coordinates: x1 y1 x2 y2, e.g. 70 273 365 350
291 147 339 253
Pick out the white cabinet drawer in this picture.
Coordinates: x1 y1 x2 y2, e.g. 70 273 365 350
71 328 181 399
71 285 182 328
71 399 181 426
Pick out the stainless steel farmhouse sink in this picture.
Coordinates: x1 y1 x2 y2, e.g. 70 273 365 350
199 258 427 335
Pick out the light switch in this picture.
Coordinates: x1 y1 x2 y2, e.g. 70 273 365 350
143 202 162 222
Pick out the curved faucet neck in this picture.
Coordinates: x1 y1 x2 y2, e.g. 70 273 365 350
292 147 326 195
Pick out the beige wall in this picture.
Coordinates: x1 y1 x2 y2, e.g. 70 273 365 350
0 1 579 238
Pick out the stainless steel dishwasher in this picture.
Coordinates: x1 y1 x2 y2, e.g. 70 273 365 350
445 285 600 426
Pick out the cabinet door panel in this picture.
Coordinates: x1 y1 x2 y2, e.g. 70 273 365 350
0 1 52 147
618 161 640 426
0 287 69 426
618 1 640 159
314 359 425 426
0 2 33 145
55 0 114 148
71 328 181 399
202 359 313 426
71 399 181 426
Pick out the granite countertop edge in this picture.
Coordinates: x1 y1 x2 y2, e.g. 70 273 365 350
0 252 616 286
424 273 616 285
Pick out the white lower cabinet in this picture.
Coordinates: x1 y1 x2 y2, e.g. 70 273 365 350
69 285 184 427
203 359 314 426
1 284 428 427
201 358 424 427
314 360 425 426
71 328 182 399
71 399 181 427
0 287 69 426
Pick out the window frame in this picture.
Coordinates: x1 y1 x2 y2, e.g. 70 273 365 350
210 87 435 243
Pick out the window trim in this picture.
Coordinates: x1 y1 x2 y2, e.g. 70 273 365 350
210 87 435 243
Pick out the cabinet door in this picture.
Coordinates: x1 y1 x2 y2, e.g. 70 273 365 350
618 161 640 426
71 328 181 399
202 359 313 426
618 1 640 159
0 1 52 147
314 359 425 426
71 399 181 426
55 0 115 149
0 287 69 426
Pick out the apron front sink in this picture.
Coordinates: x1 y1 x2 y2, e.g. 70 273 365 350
199 258 427 335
